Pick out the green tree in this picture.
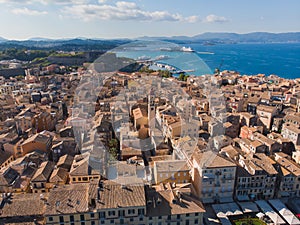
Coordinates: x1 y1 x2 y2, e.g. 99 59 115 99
108 139 119 159
178 73 185 81
184 75 189 81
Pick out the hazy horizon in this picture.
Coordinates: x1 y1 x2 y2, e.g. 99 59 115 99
1 31 300 41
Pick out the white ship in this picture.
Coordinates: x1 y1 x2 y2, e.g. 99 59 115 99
181 46 195 52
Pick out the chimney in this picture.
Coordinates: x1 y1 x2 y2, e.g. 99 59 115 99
99 181 104 190
97 187 101 200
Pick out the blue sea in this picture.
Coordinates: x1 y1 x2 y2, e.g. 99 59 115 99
192 42 300 79
114 42 300 79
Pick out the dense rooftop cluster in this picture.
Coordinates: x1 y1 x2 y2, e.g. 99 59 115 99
1 61 300 225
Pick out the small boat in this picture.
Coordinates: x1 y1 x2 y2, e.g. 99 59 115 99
155 55 171 60
197 51 215 55
137 55 151 60
160 47 173 51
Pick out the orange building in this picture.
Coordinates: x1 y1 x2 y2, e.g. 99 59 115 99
33 112 56 132
14 132 52 158
154 160 190 185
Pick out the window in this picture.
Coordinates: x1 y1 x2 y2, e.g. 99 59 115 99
90 213 94 218
70 215 74 222
99 212 105 219
91 222 95 225
80 215 85 221
48 217 53 222
81 222 85 225
138 208 145 215
110 220 114 224
128 209 135 214
72 178 76 182
108 211 116 216
59 216 64 223
194 219 199 224
119 210 125 217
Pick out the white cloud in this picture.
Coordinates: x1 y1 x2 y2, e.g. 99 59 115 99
0 0 89 4
11 7 48 15
0 0 30 3
42 0 89 4
203 14 229 23
185 15 199 23
63 1 199 22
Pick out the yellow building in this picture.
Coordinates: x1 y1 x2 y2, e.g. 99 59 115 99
15 108 35 135
69 152 101 184
48 167 69 188
31 161 55 193
14 132 53 158
192 151 237 203
44 180 205 225
0 150 14 170
0 192 47 224
275 152 300 197
146 182 205 225
153 160 190 185
132 107 148 130
34 111 56 132
256 105 278 132
163 115 181 139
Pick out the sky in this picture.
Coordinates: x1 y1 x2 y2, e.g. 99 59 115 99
0 0 299 40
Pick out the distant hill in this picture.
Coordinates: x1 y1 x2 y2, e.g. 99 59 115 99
145 32 300 44
0 37 7 43
28 37 55 42
0 32 299 51
190 32 300 43
0 38 130 51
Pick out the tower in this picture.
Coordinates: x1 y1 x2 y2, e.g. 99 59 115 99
148 89 156 133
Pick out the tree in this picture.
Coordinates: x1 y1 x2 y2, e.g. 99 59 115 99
184 75 189 81
108 139 119 159
178 73 185 81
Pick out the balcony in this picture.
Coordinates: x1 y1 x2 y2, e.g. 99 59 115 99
215 171 222 176
215 182 221 187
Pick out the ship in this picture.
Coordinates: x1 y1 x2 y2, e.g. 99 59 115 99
181 46 195 52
